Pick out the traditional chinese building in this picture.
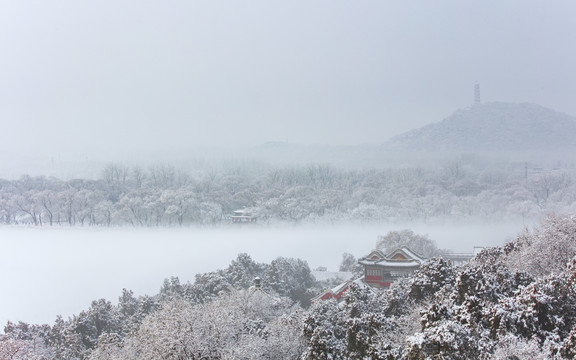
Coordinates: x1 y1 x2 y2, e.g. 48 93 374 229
312 246 481 303
231 209 257 223
312 247 426 303
358 247 427 288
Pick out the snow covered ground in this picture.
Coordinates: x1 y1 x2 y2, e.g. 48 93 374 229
0 221 523 326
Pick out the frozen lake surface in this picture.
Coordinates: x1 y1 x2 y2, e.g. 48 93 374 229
0 221 524 326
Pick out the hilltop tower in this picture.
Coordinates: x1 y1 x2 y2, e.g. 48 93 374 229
474 83 481 105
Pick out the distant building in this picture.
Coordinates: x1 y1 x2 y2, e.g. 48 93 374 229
359 247 427 288
231 209 257 223
442 247 483 266
312 247 426 302
313 246 479 302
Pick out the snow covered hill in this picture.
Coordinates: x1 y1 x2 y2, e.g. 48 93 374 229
385 102 576 152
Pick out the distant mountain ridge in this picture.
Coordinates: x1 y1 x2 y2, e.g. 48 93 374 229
385 102 576 152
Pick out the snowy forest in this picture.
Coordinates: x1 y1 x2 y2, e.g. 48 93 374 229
1 159 575 227
1 214 576 359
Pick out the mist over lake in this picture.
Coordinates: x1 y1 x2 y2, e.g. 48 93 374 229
0 221 523 326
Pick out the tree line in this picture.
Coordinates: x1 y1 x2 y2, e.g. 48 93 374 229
0 253 328 359
0 160 575 227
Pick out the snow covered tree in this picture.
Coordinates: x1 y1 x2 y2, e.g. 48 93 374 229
116 289 142 335
489 256 576 356
87 333 124 360
559 325 576 359
376 229 447 258
104 289 298 360
223 253 267 289
1 321 52 360
158 276 185 301
407 257 455 302
490 336 552 360
505 213 576 277
187 272 232 304
402 247 532 359
302 299 347 359
339 252 363 277
50 298 122 359
0 338 27 360
264 257 316 307
341 283 385 359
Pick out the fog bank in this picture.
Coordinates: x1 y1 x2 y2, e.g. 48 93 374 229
0 221 524 326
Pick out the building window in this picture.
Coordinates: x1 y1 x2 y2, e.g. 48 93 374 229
390 271 409 278
366 268 381 277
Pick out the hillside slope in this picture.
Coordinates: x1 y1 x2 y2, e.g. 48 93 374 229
385 102 576 152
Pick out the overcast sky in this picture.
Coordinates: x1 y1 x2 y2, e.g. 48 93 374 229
1 1 575 160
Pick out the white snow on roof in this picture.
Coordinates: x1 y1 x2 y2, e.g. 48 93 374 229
359 259 422 268
396 247 426 263
330 282 349 294
359 246 427 267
